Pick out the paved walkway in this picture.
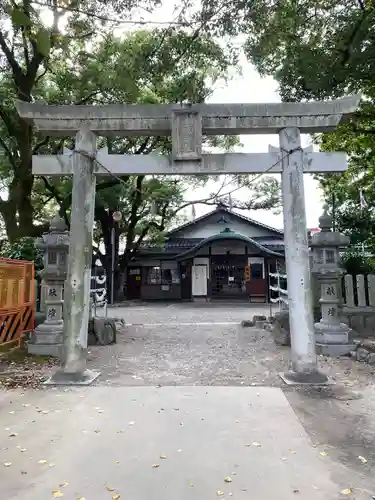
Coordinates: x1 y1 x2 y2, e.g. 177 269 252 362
0 386 367 500
1 303 375 499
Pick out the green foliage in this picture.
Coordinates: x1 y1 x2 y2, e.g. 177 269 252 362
234 0 375 250
341 248 375 275
0 237 43 270
0 0 165 241
238 0 375 101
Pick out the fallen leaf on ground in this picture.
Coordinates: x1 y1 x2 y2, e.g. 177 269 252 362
160 455 168 459
59 482 69 488
9 411 15 414
290 450 297 454
189 482 194 487
152 464 160 468
94 429 100 433
21 471 27 474
38 460 47 465
244 443 251 447
112 494 120 500
20 448 27 452
116 430 124 433
4 462 12 467
252 442 261 447
22 404 30 407
42 410 49 414
341 489 352 495
106 486 115 492
9 432 19 437
115 460 120 464
358 456 367 464
224 476 232 483
320 452 328 457
216 490 225 496
52 490 64 498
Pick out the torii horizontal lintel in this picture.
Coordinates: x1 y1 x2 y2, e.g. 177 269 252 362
18 96 360 136
32 150 347 176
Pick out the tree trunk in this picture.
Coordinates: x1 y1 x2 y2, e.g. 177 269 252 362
0 117 38 242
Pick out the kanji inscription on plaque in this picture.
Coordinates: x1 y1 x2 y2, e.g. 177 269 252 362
171 109 202 161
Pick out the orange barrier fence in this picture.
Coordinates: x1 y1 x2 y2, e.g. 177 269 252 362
0 258 35 346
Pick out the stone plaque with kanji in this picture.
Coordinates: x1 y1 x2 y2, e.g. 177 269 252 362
171 109 202 161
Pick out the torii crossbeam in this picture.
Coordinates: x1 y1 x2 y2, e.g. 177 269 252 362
17 96 360 386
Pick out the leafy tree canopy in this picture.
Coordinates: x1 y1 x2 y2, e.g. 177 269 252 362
230 0 375 260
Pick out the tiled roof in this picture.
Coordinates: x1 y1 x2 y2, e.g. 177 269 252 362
166 206 284 237
138 236 285 256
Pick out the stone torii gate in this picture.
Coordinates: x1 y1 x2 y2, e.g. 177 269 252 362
17 97 360 385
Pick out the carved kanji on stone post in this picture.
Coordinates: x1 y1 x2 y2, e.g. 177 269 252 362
28 214 69 356
311 208 355 355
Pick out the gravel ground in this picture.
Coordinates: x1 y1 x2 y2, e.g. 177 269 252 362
90 303 375 389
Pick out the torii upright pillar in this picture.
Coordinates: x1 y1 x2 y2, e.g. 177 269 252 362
278 128 327 383
57 125 99 384
17 97 360 385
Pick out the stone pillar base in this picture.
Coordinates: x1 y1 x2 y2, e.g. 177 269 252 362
27 342 62 357
43 368 100 386
315 343 356 356
279 371 330 385
27 322 63 357
315 322 355 356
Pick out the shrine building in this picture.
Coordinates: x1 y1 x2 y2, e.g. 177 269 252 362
126 204 285 302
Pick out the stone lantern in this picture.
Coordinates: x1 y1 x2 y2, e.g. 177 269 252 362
28 214 70 356
310 207 355 355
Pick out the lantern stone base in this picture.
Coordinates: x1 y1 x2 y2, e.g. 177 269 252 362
315 321 355 356
27 322 64 358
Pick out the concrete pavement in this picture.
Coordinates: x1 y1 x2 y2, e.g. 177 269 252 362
0 386 362 500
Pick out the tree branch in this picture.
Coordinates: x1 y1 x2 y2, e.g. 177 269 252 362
0 30 23 83
0 104 17 138
0 136 16 169
125 176 145 251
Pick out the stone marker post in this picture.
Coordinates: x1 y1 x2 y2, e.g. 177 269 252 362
28 215 69 356
311 208 355 355
278 128 327 384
